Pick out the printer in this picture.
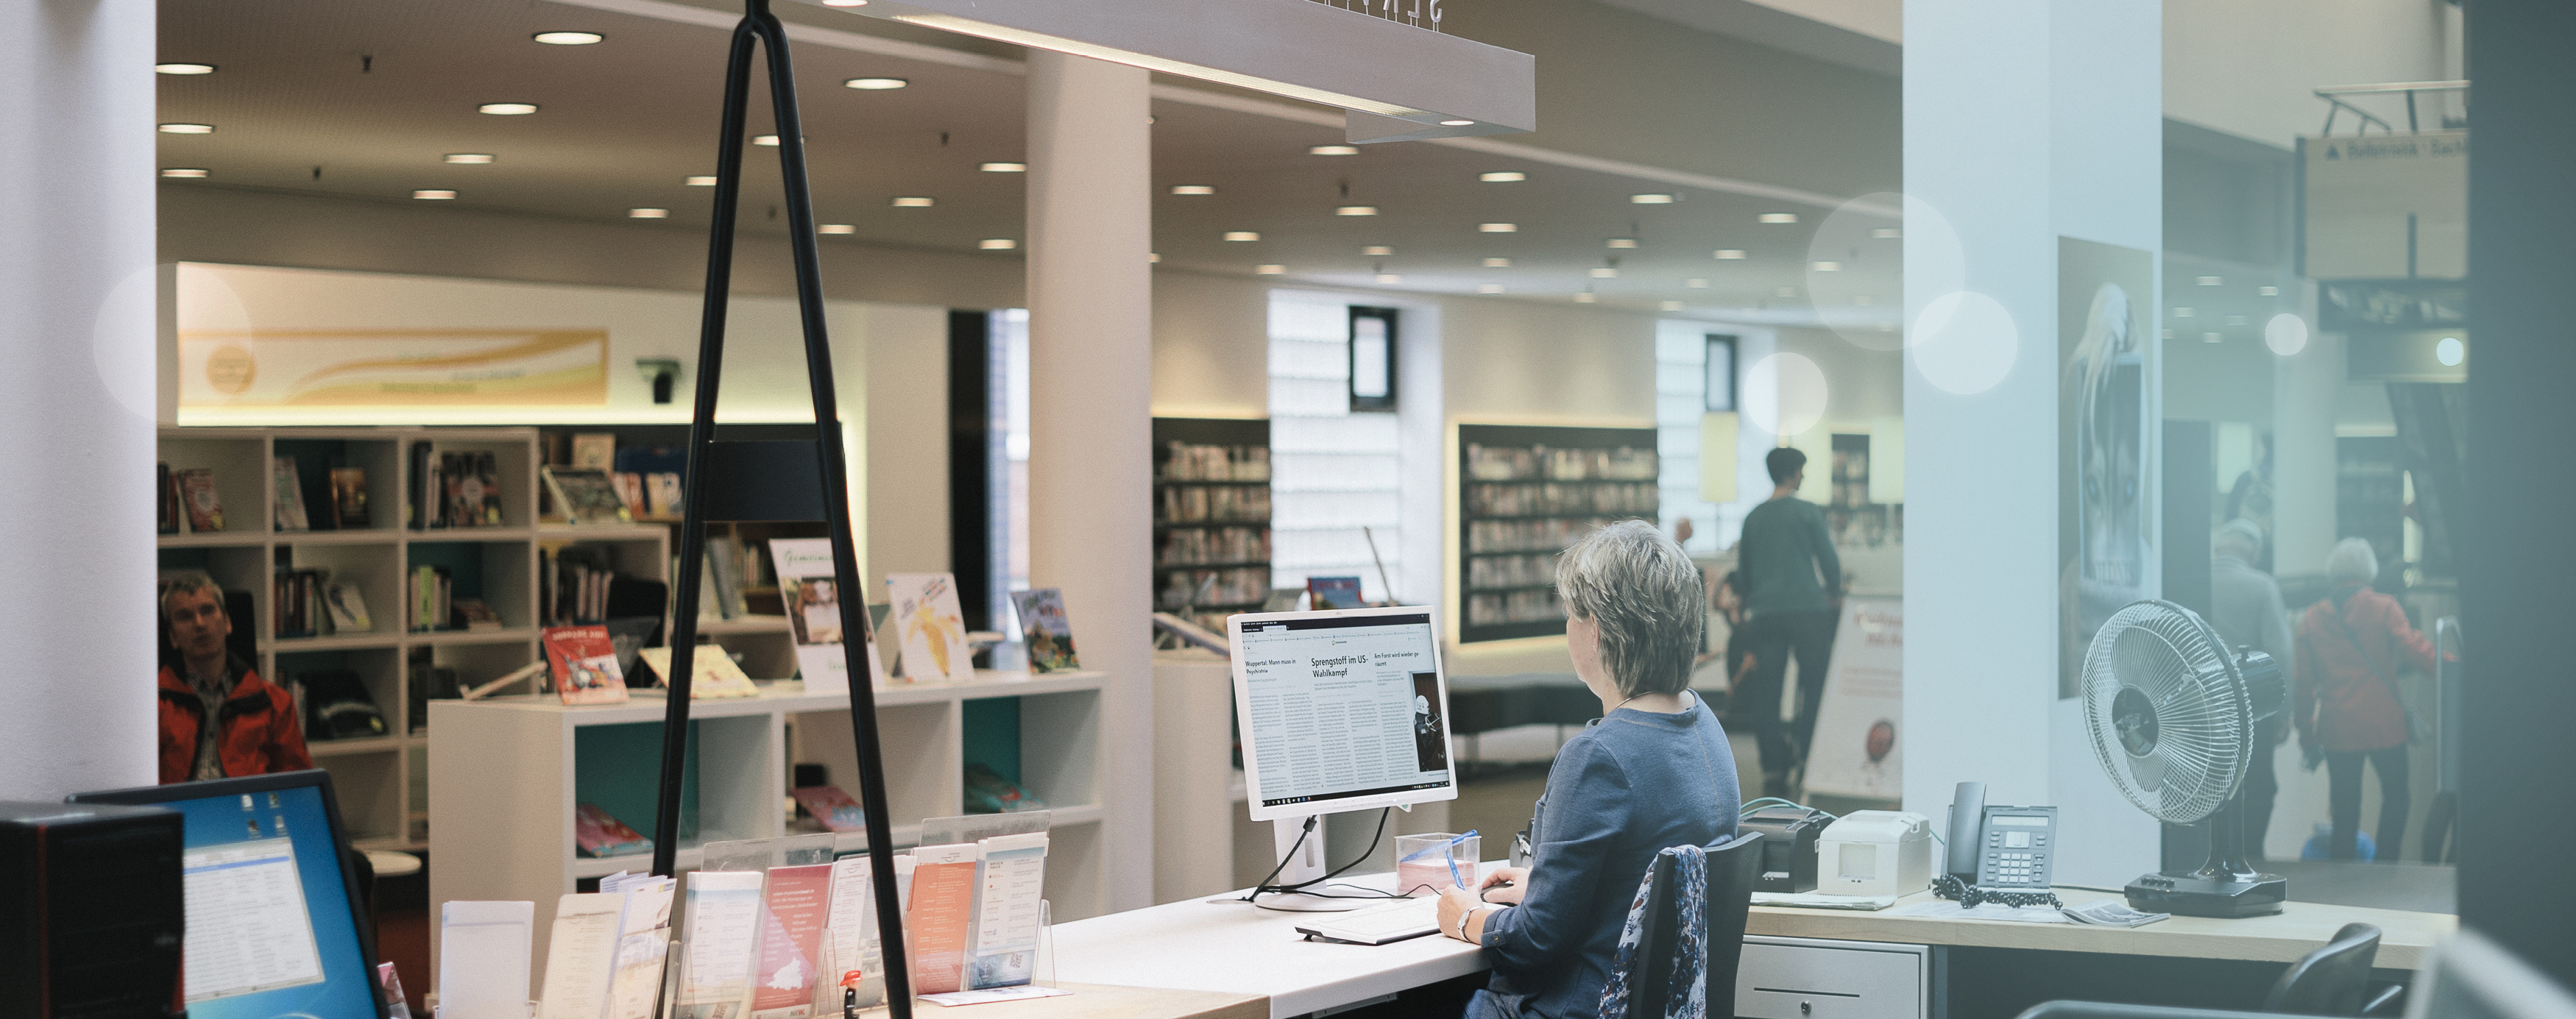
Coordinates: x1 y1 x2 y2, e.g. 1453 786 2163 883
1816 810 1935 897
1738 805 1831 893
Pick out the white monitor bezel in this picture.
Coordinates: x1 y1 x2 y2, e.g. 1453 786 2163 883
1228 605 1459 822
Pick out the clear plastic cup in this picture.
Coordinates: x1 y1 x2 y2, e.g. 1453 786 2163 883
1394 832 1479 896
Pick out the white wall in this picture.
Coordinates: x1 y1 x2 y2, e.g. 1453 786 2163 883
2164 0 2451 149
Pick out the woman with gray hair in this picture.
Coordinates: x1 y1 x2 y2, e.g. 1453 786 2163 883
1437 519 1741 1018
2293 537 2435 861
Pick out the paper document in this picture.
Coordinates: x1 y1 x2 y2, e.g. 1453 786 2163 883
1750 891 1897 910
825 856 887 1007
2060 898 2169 927
180 837 326 1003
679 870 769 1019
969 833 1049 990
751 863 835 1019
440 900 537 1019
539 892 628 1019
907 844 981 995
605 933 672 1019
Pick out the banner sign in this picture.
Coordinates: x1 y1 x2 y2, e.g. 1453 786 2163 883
177 328 609 408
1802 596 1902 800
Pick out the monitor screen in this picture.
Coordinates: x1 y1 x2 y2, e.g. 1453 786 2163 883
1231 608 1456 820
72 773 383 1019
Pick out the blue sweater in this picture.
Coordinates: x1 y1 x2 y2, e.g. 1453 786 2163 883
1479 694 1740 1019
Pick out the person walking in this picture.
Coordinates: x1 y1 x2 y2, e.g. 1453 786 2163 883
2209 519 2293 862
1733 447 1842 798
2293 538 2433 862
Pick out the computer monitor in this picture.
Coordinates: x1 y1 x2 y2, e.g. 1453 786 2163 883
1229 606 1457 823
71 770 388 1019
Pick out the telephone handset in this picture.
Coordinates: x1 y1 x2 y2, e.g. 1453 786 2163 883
1944 781 2059 892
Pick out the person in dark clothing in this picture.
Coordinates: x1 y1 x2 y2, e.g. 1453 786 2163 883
1437 519 1739 1019
2209 519 2293 862
1732 447 1843 797
158 572 311 784
2294 539 2434 862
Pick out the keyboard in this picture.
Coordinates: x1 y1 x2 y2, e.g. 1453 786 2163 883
1294 897 1443 945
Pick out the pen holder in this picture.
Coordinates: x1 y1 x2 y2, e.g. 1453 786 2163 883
1395 833 1479 896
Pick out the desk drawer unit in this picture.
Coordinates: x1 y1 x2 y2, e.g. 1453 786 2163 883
1737 935 1931 1019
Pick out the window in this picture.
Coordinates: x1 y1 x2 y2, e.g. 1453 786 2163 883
1270 291 1404 603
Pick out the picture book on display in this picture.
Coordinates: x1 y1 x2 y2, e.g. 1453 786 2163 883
571 433 618 471
636 644 762 699
887 572 976 684
543 625 629 706
790 786 868 833
1010 589 1080 673
272 456 311 532
1308 575 1365 610
543 466 631 525
575 803 652 858
769 538 886 695
328 466 369 528
178 467 223 533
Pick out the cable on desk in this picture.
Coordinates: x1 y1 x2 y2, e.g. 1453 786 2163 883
1243 809 1413 912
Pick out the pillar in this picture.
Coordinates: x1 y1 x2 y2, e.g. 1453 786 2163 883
1025 51 1154 912
1900 0 2162 886
0 1 158 800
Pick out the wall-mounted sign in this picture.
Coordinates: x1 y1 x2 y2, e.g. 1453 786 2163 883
177 328 609 408
2301 131 2466 280
791 0 1534 144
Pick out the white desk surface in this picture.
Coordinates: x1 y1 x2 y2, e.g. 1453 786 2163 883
1748 887 2457 970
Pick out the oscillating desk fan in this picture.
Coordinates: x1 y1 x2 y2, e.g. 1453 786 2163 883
2080 599 2289 917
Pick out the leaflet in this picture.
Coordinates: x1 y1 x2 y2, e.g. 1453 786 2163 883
537 892 626 1019
824 855 886 1007
678 870 768 1018
968 833 1049 990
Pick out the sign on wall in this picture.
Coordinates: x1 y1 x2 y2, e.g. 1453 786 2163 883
1802 596 1902 801
177 328 609 409
2057 238 2158 699
2301 131 2466 280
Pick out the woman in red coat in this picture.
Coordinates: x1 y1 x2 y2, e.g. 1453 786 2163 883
2293 539 2434 862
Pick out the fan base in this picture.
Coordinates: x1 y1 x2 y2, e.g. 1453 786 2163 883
2124 873 2287 918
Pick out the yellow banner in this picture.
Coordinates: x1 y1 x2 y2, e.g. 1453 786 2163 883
177 328 608 408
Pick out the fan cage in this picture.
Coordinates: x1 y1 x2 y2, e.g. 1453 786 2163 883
2080 599 2252 825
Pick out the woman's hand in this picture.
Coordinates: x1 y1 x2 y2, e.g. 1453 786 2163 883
1436 885 1484 942
1478 866 1529 905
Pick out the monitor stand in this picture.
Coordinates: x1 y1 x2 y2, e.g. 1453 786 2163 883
1254 814 1362 912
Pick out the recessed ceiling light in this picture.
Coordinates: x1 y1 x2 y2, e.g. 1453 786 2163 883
1759 213 1798 224
1479 223 1517 232
2203 332 2223 344
1224 231 1260 241
478 103 538 116
1148 253 1161 263
819 224 857 235
981 162 1027 173
2259 285 2280 297
1631 193 1675 204
1337 206 1378 216
1170 185 1215 195
821 0 869 6
1607 238 1638 249
2226 315 2249 325
980 238 1018 250
752 135 780 146
1872 227 1903 239
1376 274 1404 284
1714 249 1747 260
414 190 457 200
891 196 934 207
1686 278 1708 288
155 63 216 75
1478 283 1505 294
1574 293 1598 303
1309 145 1359 156
629 207 669 219
1482 257 1512 268
1812 260 1842 271
158 123 213 134
1479 171 1525 182
1256 265 1287 275
445 153 495 164
686 175 718 186
1590 267 1618 278
1439 119 1475 127
2198 275 2223 286
2173 307 2195 318
1660 300 1685 311
532 31 603 45
160 168 209 179
1363 246 1394 256
845 77 908 90
1774 286 1797 297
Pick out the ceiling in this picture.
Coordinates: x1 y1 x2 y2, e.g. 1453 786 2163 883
157 0 1901 321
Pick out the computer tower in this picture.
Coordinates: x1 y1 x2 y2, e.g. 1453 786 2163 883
0 801 184 1019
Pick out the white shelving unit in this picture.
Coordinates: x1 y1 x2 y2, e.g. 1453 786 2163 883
430 670 1117 966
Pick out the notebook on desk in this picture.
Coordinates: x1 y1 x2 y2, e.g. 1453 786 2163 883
1294 897 1444 945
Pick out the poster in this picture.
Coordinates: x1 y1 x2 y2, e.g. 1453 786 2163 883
2057 238 2157 698
1800 597 1903 801
768 539 885 696
177 328 608 408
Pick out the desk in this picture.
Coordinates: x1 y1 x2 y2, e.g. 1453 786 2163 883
974 983 1264 1019
1748 887 2457 970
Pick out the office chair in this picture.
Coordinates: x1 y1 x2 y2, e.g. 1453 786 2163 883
1624 829 1766 1018
2263 923 2390 1016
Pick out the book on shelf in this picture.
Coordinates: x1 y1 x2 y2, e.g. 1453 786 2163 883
274 567 333 638
272 457 311 532
328 466 369 528
542 466 631 525
635 645 761 699
543 625 629 706
788 786 867 833
293 668 388 742
177 467 223 533
1008 589 1080 672
574 803 653 858
408 564 453 632
570 433 617 471
453 597 504 631
704 537 749 620
611 472 645 519
886 572 975 684
1308 576 1365 611
321 581 371 632
768 538 886 696
645 472 684 519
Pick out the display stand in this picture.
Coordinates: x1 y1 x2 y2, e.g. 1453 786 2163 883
646 1 913 1014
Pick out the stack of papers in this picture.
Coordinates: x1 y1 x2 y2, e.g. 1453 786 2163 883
2059 898 2170 927
1750 892 1897 911
1888 901 2071 924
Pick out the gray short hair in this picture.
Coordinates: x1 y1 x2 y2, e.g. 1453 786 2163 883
2326 537 2379 586
161 571 222 620
1554 519 1705 698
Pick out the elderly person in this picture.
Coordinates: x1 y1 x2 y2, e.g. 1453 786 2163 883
1438 519 1741 1019
159 572 311 784
2210 519 2293 861
2294 539 2434 862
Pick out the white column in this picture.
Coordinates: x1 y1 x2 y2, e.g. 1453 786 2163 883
0 0 159 800
1026 51 1154 913
2271 285 2340 583
1901 0 2162 886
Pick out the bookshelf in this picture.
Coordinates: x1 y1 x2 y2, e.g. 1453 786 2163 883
1456 424 1661 642
1152 418 1273 633
153 427 690 852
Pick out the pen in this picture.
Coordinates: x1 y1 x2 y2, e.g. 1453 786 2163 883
1445 829 1478 889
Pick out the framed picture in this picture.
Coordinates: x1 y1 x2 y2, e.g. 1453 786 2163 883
1705 334 1738 412
1349 306 1398 412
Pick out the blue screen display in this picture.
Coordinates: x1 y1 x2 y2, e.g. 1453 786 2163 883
163 783 378 1018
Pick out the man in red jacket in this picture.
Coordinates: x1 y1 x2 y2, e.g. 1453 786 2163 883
2293 539 2435 862
159 572 311 784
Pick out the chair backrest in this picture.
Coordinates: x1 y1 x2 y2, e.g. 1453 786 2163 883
2264 922 2383 1015
1627 830 1767 1018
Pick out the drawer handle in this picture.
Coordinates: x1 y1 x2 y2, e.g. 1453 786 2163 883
1753 989 1862 998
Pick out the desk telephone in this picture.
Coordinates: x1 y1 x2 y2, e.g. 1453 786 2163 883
1939 781 2061 907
